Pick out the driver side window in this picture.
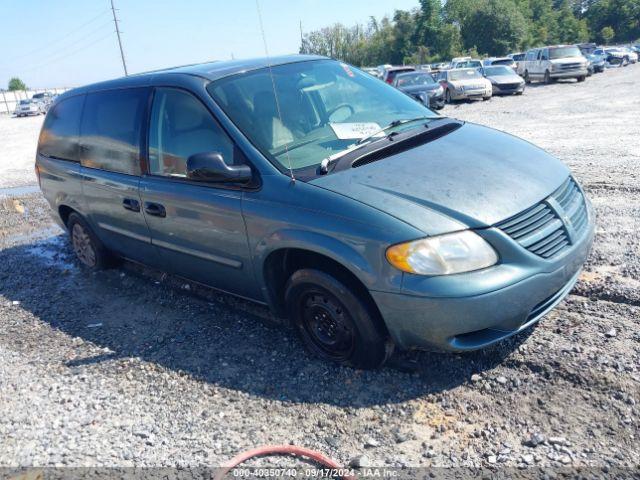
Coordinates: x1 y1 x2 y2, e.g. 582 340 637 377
148 88 236 177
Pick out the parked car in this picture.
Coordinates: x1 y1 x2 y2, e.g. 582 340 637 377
508 52 526 72
451 58 483 70
482 57 517 71
382 66 416 84
519 45 588 84
32 91 55 111
577 43 597 55
436 67 492 103
429 62 449 73
482 65 525 95
585 53 606 75
594 47 625 66
362 67 381 78
36 55 594 369
14 99 44 117
392 71 445 110
617 46 638 63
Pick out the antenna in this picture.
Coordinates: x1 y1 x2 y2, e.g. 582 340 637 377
110 0 128 76
255 0 295 182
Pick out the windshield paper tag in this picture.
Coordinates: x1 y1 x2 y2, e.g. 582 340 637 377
330 122 381 140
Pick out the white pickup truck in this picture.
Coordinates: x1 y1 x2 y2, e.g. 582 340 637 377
518 45 588 84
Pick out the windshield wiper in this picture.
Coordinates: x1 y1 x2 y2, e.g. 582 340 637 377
355 116 435 146
319 116 435 174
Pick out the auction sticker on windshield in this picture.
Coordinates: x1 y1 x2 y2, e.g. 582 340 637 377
330 122 381 140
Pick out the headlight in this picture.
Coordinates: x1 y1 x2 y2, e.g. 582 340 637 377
435 85 443 95
386 231 498 276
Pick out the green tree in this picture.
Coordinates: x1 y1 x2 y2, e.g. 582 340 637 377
461 0 529 55
8 77 27 91
601 25 615 43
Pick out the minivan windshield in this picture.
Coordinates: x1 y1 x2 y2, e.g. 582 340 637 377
549 46 582 59
208 60 438 171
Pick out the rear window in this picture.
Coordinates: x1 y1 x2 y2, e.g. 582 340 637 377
79 88 148 175
38 95 84 162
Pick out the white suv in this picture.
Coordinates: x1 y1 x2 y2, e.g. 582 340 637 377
519 45 588 84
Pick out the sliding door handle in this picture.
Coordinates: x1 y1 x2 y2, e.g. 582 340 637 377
122 198 140 212
144 202 166 218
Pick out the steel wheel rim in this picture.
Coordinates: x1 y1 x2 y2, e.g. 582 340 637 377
300 290 355 360
72 223 96 267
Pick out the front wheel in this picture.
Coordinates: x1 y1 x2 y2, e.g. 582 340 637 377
445 89 452 104
577 76 586 82
544 70 552 84
482 96 490 101
285 269 389 369
524 71 531 84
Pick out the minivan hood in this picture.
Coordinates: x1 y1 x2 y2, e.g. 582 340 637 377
310 123 569 235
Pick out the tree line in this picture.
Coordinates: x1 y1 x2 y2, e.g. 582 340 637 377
299 0 640 65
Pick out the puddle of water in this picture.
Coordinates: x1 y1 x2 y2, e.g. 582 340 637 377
25 235 77 271
0 185 41 197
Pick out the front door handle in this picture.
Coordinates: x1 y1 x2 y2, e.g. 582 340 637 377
144 202 166 218
122 198 140 212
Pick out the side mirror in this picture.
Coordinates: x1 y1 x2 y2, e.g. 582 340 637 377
186 152 252 183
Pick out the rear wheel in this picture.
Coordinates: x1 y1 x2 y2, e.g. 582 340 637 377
67 213 114 271
285 269 389 369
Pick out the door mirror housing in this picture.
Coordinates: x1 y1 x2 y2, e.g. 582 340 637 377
186 152 252 183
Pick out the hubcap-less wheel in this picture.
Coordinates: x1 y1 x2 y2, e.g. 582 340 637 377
72 223 96 267
445 90 451 104
300 289 355 361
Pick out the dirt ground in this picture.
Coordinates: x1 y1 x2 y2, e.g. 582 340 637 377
0 65 638 472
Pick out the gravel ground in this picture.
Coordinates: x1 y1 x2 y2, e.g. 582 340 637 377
0 65 639 472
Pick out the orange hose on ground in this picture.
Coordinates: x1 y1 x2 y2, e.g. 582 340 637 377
213 444 357 480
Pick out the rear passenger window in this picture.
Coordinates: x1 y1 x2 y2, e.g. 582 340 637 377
38 95 84 161
79 88 148 175
148 88 236 177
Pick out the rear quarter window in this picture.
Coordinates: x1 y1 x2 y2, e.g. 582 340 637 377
79 88 149 175
38 95 85 162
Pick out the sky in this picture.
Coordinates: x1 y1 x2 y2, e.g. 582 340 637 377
1 0 419 89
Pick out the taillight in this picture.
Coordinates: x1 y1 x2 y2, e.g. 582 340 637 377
386 79 393 84
35 164 41 188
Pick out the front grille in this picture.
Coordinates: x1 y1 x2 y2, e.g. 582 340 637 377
496 177 588 259
559 63 582 70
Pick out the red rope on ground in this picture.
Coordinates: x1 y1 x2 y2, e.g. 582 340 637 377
213 444 357 480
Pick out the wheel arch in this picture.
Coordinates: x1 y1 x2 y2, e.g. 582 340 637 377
259 240 389 338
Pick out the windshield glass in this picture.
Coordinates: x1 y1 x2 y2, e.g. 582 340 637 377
208 60 437 171
484 66 513 76
395 73 435 87
449 68 482 80
549 46 582 59
19 100 31 105
456 60 482 68
491 58 514 66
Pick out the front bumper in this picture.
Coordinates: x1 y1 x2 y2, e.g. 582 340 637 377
492 83 525 95
428 94 445 109
451 89 491 100
372 201 595 352
550 68 588 79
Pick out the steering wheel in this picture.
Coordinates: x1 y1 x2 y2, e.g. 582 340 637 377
325 104 355 124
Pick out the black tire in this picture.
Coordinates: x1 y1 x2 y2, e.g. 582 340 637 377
445 89 452 104
577 76 586 82
544 70 552 84
524 71 531 84
284 269 389 369
67 212 114 271
482 96 490 101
